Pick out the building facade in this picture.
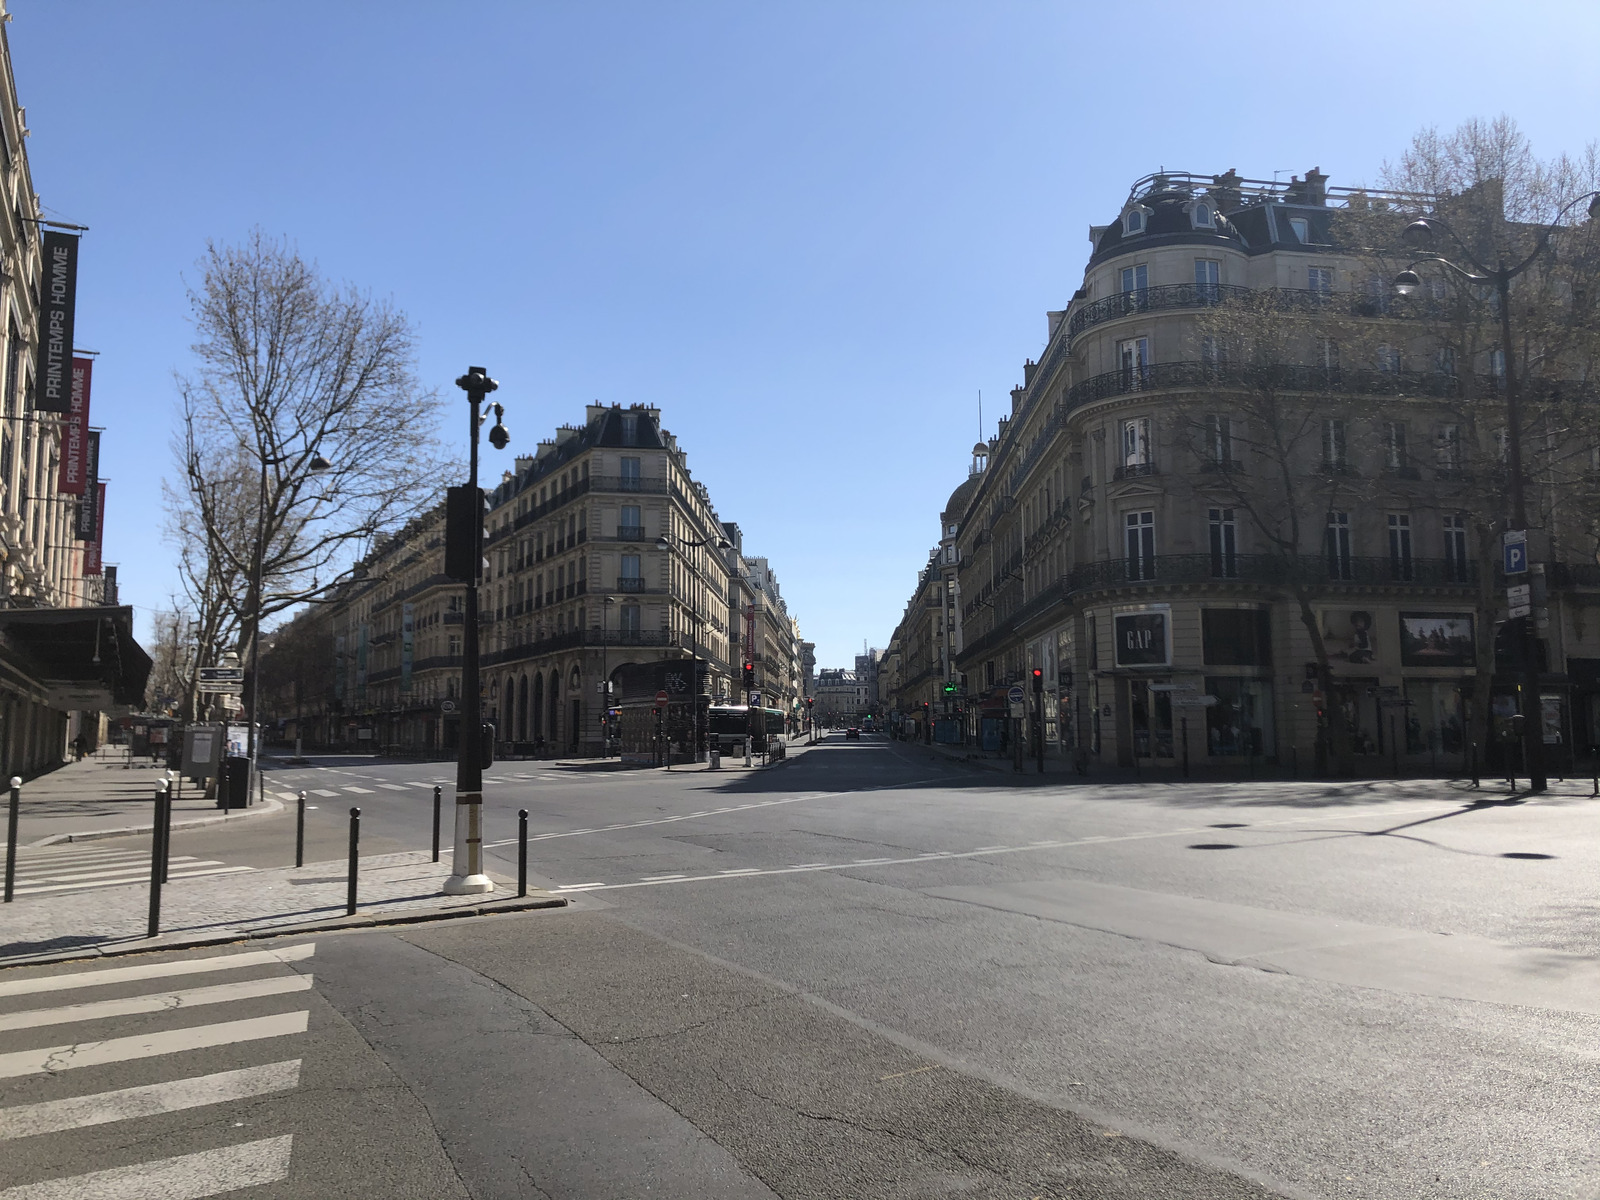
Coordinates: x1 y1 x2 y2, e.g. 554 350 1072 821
886 168 1600 774
265 402 805 757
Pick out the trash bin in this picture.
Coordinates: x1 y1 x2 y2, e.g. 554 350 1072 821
708 748 721 770
217 755 251 810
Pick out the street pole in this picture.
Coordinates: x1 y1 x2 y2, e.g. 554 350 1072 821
245 456 267 812
1497 269 1548 793
445 367 496 896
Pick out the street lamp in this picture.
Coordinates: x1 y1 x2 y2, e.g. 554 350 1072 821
1392 192 1600 793
245 450 330 809
656 532 731 763
444 366 509 895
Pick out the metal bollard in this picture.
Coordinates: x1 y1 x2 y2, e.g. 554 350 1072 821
346 807 361 916
147 781 170 938
161 777 174 885
432 786 442 863
295 791 307 868
3 776 19 903
518 809 528 898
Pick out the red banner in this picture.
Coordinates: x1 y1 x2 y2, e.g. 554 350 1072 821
84 481 105 576
58 357 91 495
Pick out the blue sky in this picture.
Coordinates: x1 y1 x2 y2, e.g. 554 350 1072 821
11 1 1600 670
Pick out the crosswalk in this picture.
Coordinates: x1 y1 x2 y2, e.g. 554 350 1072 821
0 942 316 1197
1 843 252 899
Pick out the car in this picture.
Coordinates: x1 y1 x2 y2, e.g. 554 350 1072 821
845 727 860 740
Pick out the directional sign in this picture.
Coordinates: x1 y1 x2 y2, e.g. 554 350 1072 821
1503 529 1528 575
1007 685 1025 703
1174 694 1219 707
1506 583 1531 605
1508 603 1532 619
200 682 243 695
199 666 244 684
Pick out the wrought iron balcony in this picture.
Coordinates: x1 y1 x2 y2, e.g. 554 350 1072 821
1064 360 1476 412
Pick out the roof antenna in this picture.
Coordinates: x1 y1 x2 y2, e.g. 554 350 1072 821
978 390 983 441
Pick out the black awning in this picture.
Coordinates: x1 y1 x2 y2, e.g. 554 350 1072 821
0 605 152 709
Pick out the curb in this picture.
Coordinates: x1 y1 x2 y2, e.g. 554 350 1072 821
28 797 286 848
0 893 569 969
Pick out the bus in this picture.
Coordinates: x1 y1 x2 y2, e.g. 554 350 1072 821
708 704 786 753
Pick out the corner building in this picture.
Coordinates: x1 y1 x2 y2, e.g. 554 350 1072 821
908 169 1600 774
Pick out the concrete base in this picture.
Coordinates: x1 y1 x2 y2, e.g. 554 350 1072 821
443 874 495 896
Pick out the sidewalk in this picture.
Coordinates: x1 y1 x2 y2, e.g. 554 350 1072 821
0 849 564 966
8 752 285 847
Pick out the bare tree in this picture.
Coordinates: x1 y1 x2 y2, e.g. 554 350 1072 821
170 231 449 728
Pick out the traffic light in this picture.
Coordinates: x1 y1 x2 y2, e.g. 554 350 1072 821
805 697 814 709
444 486 488 582
742 662 755 688
1031 667 1044 693
942 681 957 695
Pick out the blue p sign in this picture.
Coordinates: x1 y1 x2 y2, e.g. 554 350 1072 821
1503 540 1527 575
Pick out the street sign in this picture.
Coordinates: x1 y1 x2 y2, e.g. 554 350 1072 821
200 682 243 695
655 690 669 704
1148 682 1197 693
1508 603 1532 619
1503 529 1528 575
1006 685 1024 703
749 691 761 706
1175 694 1219 707
199 666 244 684
1008 702 1025 719
1506 583 1531 605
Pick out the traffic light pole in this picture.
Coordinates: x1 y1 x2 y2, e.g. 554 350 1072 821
445 367 497 896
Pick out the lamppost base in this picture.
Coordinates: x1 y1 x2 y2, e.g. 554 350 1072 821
442 873 494 896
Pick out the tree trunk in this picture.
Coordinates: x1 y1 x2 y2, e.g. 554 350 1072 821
1293 585 1351 778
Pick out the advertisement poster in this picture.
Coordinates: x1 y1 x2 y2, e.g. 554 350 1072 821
1399 612 1475 668
34 231 78 414
1319 609 1378 666
58 357 91 494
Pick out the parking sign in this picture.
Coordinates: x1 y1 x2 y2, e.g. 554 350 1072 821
1503 530 1527 575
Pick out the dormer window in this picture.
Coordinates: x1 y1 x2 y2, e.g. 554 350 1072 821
1289 216 1310 243
1192 203 1214 229
1123 208 1146 235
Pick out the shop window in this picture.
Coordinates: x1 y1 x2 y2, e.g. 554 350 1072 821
1202 608 1270 666
1203 677 1274 757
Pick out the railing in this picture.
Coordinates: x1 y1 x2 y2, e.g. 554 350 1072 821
1112 462 1159 481
371 573 452 615
1065 553 1479 591
616 525 646 541
592 475 668 495
617 577 647 593
483 627 680 667
1066 283 1253 341
1064 360 1477 411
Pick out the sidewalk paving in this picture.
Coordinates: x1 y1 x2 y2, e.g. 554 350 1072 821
0 849 564 966
9 752 285 847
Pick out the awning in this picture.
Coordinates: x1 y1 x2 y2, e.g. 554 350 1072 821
0 605 152 710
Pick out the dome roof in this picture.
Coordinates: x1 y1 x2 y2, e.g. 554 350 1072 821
942 472 981 523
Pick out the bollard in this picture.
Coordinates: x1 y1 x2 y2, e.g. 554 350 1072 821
147 781 170 938
346 807 361 916
518 808 529 898
296 791 307 868
161 777 174 885
432 786 442 863
3 776 19 903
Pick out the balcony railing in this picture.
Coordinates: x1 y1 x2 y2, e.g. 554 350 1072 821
483 627 680 667
616 525 646 541
1066 283 1253 341
592 475 668 495
617 577 647 593
1064 360 1478 412
1064 553 1479 591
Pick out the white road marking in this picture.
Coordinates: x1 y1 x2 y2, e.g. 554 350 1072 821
12 858 219 883
0 1011 309 1080
640 874 687 881
11 867 253 897
551 883 607 892
377 784 408 791
0 1061 302 1140
717 868 761 875
0 975 314 1034
406 782 437 789
311 789 339 798
0 943 316 998
0 1133 294 1199
341 786 375 794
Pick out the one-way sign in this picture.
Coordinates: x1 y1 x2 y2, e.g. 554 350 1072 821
199 666 244 684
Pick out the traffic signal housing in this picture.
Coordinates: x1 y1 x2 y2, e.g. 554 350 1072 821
742 661 755 688
444 486 488 582
1031 667 1044 693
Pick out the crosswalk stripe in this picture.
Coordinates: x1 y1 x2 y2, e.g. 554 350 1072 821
0 943 315 998
0 1060 302 1140
11 858 221 883
0 975 314 1034
10 866 252 897
311 789 339 797
0 1133 294 1199
405 781 436 789
342 786 374 794
0 1010 309 1080
377 783 407 791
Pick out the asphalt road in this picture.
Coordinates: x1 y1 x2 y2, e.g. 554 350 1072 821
3 733 1596 1199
